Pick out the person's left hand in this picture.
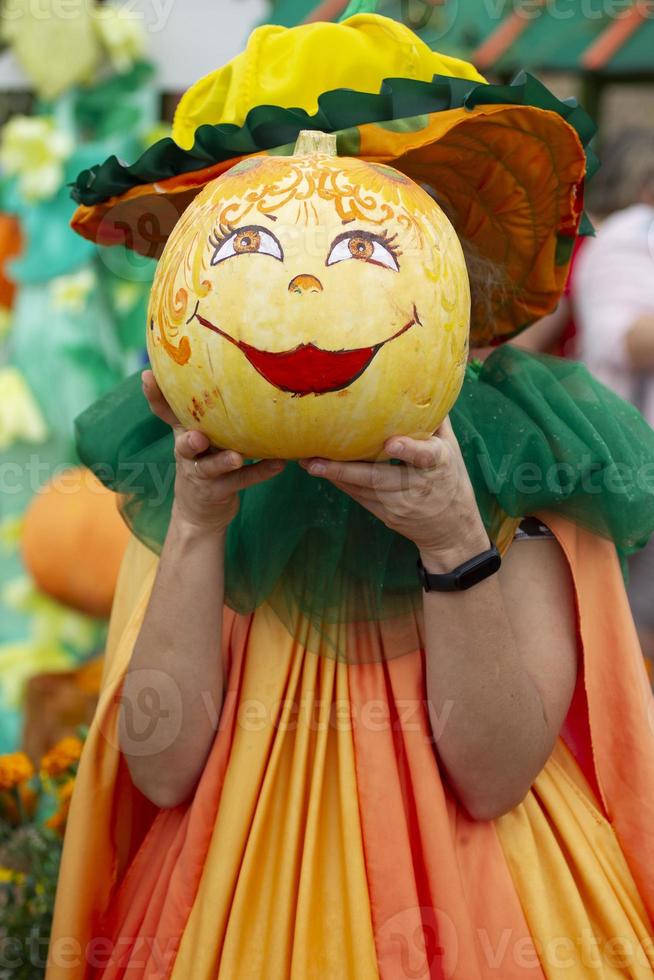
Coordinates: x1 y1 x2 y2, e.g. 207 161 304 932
299 417 490 570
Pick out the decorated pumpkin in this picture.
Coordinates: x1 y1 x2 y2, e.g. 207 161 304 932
147 131 470 460
21 467 130 618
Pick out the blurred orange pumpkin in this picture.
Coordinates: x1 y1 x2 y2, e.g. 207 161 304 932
21 467 129 618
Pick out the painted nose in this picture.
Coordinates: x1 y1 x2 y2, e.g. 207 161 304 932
288 273 323 294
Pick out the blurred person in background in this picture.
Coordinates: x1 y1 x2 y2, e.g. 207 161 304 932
575 130 654 662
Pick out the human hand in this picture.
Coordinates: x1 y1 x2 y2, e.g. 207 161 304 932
142 370 285 534
300 418 489 571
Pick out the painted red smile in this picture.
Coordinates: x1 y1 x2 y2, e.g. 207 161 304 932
191 306 420 396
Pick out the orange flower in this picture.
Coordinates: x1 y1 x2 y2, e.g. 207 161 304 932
40 736 83 778
0 752 34 791
45 779 74 835
19 784 37 817
56 779 74 803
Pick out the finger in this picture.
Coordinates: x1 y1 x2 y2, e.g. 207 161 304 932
330 473 380 501
434 415 456 444
175 428 211 461
434 415 466 462
301 459 399 490
223 458 286 493
384 435 445 470
332 478 427 508
434 415 460 449
332 482 387 519
192 449 243 479
142 370 181 430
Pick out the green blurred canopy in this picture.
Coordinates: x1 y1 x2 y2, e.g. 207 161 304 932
264 0 654 77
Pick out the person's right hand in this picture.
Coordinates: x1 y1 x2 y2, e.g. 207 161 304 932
142 370 285 534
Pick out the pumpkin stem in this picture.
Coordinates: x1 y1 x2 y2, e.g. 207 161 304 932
293 130 337 156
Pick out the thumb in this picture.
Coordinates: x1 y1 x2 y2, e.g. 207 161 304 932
142 370 181 430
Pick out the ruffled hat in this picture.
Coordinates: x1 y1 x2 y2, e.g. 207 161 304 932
70 8 596 347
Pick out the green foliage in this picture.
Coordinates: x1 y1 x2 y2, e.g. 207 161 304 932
0 734 84 978
0 820 63 979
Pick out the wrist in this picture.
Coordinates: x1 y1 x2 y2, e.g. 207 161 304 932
419 527 491 574
170 504 229 545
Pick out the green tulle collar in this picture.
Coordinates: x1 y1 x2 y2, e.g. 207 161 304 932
75 347 654 632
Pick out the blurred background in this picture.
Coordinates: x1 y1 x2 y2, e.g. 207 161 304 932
0 1 653 971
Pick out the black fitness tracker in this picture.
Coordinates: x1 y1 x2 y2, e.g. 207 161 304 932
417 543 501 592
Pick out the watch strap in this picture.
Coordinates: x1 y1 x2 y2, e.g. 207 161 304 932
417 543 501 592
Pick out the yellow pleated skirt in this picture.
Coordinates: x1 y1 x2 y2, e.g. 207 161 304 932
46 515 654 979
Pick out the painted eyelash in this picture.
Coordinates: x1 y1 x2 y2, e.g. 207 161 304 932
332 229 401 252
208 223 235 250
208 225 402 257
375 230 402 256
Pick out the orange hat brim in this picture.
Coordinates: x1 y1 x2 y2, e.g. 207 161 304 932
73 100 588 346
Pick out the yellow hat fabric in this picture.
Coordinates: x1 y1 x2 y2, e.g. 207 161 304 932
171 14 485 149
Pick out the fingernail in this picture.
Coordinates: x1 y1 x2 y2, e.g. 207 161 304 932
225 452 239 467
387 440 403 455
190 432 204 450
309 462 326 476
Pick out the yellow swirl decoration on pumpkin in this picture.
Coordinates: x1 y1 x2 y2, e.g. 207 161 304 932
316 165 393 225
172 287 187 319
190 233 212 300
157 321 191 365
209 156 422 235
148 204 216 364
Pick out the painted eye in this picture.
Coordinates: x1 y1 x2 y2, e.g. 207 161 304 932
234 229 260 254
326 231 399 271
210 225 283 266
348 235 374 260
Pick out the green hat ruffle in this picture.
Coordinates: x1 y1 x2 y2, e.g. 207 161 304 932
71 71 597 208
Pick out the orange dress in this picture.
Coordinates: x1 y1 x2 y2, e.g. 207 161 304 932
46 514 654 979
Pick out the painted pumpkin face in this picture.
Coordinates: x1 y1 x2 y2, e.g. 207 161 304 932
147 144 470 460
